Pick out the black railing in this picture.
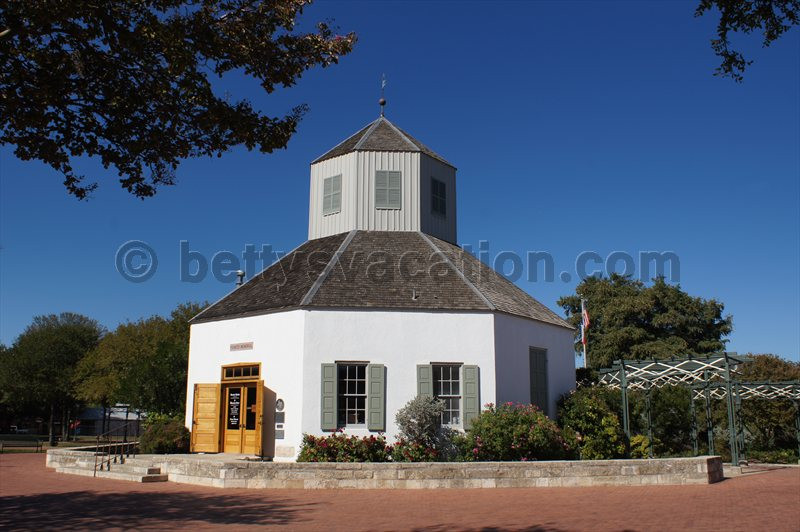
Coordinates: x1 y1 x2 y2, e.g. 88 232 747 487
93 421 140 476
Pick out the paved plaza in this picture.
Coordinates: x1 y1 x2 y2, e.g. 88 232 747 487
1 453 798 531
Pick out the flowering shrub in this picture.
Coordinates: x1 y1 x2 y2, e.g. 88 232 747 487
296 431 391 462
458 402 576 461
391 438 439 462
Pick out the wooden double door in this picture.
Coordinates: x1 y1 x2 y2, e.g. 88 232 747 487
222 383 260 454
191 380 274 456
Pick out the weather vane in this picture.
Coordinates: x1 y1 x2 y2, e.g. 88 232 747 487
379 74 387 116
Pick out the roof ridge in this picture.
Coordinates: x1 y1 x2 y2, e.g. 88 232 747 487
300 230 357 305
381 117 421 152
352 118 383 151
417 232 496 311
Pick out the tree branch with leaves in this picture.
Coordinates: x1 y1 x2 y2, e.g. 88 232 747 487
0 0 355 198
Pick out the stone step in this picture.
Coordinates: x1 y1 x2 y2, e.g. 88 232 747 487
55 466 168 483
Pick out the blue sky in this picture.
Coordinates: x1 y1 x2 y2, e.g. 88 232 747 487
1 1 798 363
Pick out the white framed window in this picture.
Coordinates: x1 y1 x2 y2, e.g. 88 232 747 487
375 170 401 209
322 174 342 215
431 178 446 217
337 363 367 426
433 364 461 426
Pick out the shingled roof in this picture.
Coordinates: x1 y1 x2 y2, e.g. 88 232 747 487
312 117 454 168
192 231 572 329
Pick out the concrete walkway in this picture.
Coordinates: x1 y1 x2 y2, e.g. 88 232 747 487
2 453 799 530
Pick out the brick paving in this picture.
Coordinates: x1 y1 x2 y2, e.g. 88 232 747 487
1 453 798 531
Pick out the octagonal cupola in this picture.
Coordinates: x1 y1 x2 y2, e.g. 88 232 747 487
307 112 457 243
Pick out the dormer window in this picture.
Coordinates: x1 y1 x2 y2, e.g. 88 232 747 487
375 170 401 209
322 174 341 215
431 178 446 217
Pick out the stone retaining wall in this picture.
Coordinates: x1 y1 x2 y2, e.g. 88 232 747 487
47 449 723 489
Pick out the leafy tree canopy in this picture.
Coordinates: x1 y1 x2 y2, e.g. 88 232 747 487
0 1 355 198
558 274 733 368
696 0 800 82
75 301 204 415
737 353 800 450
2 313 105 408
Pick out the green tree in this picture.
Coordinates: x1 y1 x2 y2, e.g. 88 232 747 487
558 275 733 369
696 0 800 82
737 354 800 451
3 313 104 444
0 1 355 199
75 302 203 416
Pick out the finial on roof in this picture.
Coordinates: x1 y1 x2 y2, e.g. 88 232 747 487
379 73 387 117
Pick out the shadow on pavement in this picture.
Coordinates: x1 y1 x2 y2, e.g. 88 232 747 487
0 490 315 529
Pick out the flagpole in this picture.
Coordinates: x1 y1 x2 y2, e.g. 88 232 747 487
581 298 588 369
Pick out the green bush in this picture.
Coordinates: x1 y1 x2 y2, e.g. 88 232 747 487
458 402 575 461
558 387 627 460
138 416 189 454
629 434 660 458
297 432 391 462
746 448 799 464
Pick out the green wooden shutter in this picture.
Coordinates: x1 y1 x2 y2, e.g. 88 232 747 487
320 363 337 430
417 364 433 398
529 347 549 416
367 364 385 431
462 365 480 429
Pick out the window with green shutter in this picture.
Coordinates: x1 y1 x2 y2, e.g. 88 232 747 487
417 364 433 398
418 363 480 429
322 174 341 215
375 170 401 209
322 362 385 431
529 347 548 416
367 364 385 431
320 363 337 431
462 365 480 429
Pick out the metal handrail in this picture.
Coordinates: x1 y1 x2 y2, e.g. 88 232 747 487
92 420 140 477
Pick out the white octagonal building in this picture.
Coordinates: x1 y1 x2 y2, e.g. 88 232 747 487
184 112 576 460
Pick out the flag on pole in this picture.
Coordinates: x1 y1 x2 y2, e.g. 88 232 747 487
580 299 590 346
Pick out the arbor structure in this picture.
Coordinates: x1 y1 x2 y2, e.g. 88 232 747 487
597 352 800 465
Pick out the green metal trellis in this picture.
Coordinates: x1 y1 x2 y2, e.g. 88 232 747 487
599 353 746 465
598 353 800 465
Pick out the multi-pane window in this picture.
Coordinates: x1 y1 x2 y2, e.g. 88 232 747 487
337 364 367 426
323 174 342 215
433 364 461 426
431 178 446 216
375 170 401 209
222 364 260 380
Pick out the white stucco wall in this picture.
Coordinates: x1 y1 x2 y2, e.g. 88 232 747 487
301 309 497 442
184 307 574 461
184 310 306 459
492 313 576 418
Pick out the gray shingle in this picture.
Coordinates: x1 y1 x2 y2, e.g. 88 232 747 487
192 231 573 330
312 117 453 167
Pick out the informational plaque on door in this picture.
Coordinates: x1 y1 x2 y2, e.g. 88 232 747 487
227 389 241 429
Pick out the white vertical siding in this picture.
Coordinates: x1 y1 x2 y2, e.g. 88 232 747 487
420 154 458 243
354 151 420 232
308 153 356 240
309 151 458 240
